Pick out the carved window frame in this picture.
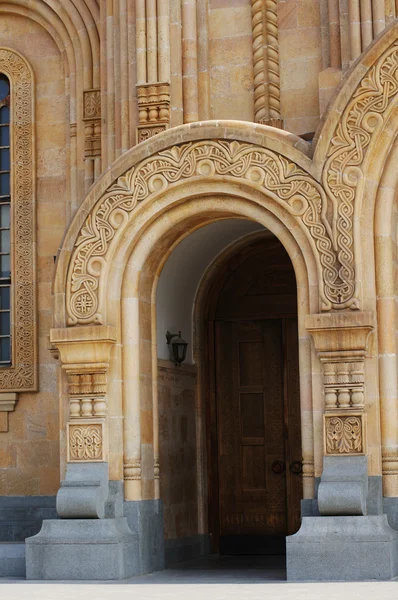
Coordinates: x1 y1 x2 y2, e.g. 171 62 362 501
0 48 37 392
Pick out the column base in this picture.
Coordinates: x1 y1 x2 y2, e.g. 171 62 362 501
286 515 398 581
25 518 138 580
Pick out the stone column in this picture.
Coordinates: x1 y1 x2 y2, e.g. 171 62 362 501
306 312 374 515
136 0 171 142
251 0 282 128
287 311 398 582
25 326 139 581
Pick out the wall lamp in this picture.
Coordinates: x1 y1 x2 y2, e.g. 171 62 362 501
166 331 188 366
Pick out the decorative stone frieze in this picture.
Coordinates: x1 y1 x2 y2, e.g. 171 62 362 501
136 82 170 143
306 311 374 456
83 89 101 158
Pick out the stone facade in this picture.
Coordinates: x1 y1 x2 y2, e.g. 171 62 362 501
1 0 398 582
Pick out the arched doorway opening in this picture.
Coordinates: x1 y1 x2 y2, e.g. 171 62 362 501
155 219 303 564
204 234 302 555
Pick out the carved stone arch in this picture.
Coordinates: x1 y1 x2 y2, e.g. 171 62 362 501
0 47 37 391
314 20 398 309
53 124 347 329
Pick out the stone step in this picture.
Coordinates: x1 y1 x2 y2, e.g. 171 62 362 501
0 542 25 578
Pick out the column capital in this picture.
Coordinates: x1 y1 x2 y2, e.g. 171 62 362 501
50 325 117 366
305 311 374 358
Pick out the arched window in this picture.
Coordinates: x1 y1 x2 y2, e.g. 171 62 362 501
0 73 11 365
0 48 36 400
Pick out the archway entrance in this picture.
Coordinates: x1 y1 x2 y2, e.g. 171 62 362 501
207 235 302 555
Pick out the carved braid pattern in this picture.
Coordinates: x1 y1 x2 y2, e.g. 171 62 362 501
251 0 267 123
0 49 36 390
265 0 281 122
69 424 103 461
67 140 340 324
323 41 398 307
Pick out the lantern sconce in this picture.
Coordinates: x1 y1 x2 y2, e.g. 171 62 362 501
166 331 188 366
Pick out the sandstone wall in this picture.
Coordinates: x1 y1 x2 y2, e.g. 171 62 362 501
0 14 67 495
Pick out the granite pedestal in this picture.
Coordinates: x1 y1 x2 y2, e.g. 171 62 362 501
25 518 138 580
286 515 398 581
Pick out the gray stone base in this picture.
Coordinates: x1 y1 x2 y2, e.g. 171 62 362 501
0 543 25 578
25 518 138 580
165 534 211 566
124 499 165 574
384 497 398 531
0 496 57 542
286 515 398 581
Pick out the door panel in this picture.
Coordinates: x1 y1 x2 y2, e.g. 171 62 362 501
215 317 301 554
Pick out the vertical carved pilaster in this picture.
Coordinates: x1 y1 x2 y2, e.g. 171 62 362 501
65 367 108 462
50 326 117 466
306 312 374 456
251 0 268 124
251 0 282 128
265 0 282 128
83 89 101 159
136 82 170 143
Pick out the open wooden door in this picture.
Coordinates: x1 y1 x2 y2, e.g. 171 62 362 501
208 236 302 554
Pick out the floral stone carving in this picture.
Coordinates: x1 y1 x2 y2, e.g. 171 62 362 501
325 414 364 455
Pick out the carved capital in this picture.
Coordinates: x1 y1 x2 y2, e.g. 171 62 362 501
50 326 116 366
305 311 374 357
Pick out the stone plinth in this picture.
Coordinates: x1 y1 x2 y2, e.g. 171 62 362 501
25 518 138 580
286 515 398 581
0 543 25 577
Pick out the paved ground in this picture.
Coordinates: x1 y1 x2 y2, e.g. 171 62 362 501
1 556 397 600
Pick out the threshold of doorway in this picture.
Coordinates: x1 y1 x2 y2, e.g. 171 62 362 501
161 554 286 584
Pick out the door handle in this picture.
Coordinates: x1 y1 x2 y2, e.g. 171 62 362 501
271 460 285 474
290 460 303 474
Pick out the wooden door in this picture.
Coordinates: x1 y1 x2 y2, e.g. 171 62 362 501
209 236 302 554
215 318 301 553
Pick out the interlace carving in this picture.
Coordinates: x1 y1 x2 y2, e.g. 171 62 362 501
69 423 103 461
325 415 363 454
67 140 341 324
0 48 36 391
323 41 398 307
